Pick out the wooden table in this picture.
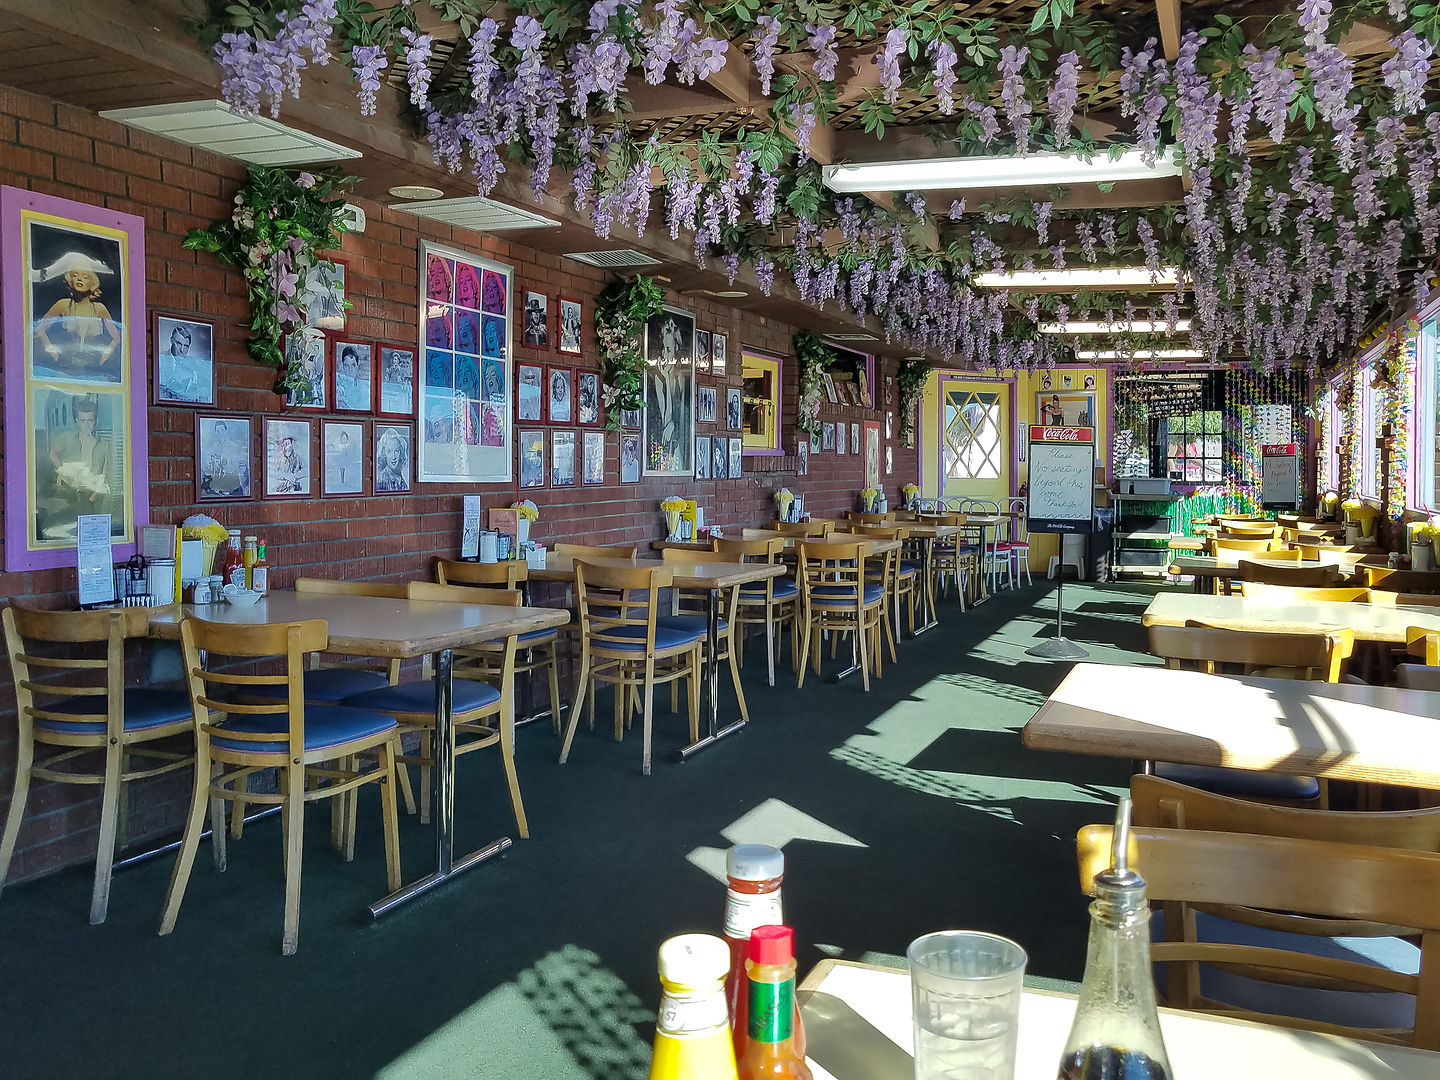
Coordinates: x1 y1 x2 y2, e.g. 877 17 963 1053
799 958 1439 1079
151 590 568 915
530 556 782 766
1141 592 1440 644
1021 662 1440 789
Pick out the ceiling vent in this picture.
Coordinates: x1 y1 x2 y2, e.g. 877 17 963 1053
390 196 560 231
824 333 879 343
98 100 361 166
564 249 662 268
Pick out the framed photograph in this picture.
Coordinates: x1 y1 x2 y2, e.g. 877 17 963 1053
850 422 860 455
643 305 695 475
195 413 252 502
620 407 642 429
518 428 545 488
1084 373 1096 390
557 296 583 355
322 419 366 496
523 290 550 349
152 312 215 406
695 435 711 479
822 372 838 404
695 329 711 374
577 370 600 425
864 420 881 489
1062 372 1074 390
884 375 893 406
822 422 835 450
728 436 742 478
377 345 417 418
548 366 573 423
284 332 327 410
1040 370 1053 391
885 411 893 440
263 416 312 499
373 422 412 493
517 363 544 421
583 430 605 483
552 429 576 486
333 339 374 413
836 424 846 455
4 188 150 569
726 387 743 431
698 385 717 423
810 431 820 453
1037 390 1097 428
885 444 893 476
712 436 728 480
712 333 727 376
620 433 641 482
797 438 809 477
300 257 346 331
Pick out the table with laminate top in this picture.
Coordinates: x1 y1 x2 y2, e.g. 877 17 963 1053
1141 591 1440 643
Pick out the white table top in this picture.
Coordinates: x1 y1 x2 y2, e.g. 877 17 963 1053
529 556 783 589
1143 592 1440 644
799 959 1440 1079
1021 662 1440 789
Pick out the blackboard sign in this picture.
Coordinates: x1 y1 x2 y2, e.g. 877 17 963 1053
1028 426 1095 533
1261 443 1299 509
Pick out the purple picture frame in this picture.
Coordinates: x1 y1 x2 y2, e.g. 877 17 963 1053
2 186 150 571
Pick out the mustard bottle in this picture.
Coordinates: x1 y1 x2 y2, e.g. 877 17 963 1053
648 934 739 1080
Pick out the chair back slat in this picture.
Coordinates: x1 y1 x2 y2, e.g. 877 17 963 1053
1364 568 1440 594
769 520 834 537
1147 622 1351 680
1239 583 1371 603
554 543 638 562
434 559 526 587
1238 560 1342 587
714 536 785 563
575 562 671 651
294 577 408 599
407 581 523 607
846 512 894 527
4 605 145 739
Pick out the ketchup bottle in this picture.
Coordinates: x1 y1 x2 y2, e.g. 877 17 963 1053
221 529 245 589
723 845 804 1060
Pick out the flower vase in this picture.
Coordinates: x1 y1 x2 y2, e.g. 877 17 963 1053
1361 516 1377 539
1345 522 1360 546
1416 542 1435 572
517 518 530 544
665 510 682 540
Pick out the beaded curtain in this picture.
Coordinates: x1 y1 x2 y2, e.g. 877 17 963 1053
1380 321 1418 518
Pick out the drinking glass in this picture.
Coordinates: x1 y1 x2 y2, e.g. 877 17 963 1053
907 930 1027 1080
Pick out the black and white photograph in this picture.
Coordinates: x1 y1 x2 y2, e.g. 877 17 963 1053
517 363 543 422
519 429 545 488
727 387 742 431
548 366 572 423
695 435 710 479
195 414 251 501
284 332 327 410
694 329 711 374
577 371 600 424
378 346 415 417
642 305 694 475
728 436 742 478
885 444 893 476
711 333 727 376
27 226 126 385
322 420 365 496
333 340 373 412
823 422 835 450
264 417 312 498
582 430 605 483
620 407 641 428
523 290 549 349
620 433 641 483
796 437 808 477
712 436 728 480
551 429 575 486
822 372 838 404
697 385 717 423
885 411 893 439
836 423 846 455
851 422 860 455
374 423 412 492
557 296 582 355
1084 373 1096 390
299 258 346 330
153 313 215 406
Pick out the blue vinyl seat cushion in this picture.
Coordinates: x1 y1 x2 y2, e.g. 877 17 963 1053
900 560 925 573
810 583 886 606
590 625 703 652
740 577 799 600
655 615 729 636
1156 762 1320 801
210 705 396 754
34 688 193 734
243 667 391 704
341 678 501 716
468 627 558 647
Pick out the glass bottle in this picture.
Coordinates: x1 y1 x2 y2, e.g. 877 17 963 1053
250 540 269 595
724 845 804 1060
736 925 811 1080
221 530 245 589
242 535 258 588
1057 797 1172 1080
648 933 739 1080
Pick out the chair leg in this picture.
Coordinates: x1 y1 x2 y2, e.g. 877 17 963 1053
495 705 529 839
688 645 701 742
377 737 402 891
229 776 247 839
880 599 898 664
558 656 591 764
641 658 656 776
857 614 871 692
545 644 562 736
158 753 213 937
726 636 749 724
394 754 417 816
343 758 359 863
796 615 813 689
419 757 432 826
765 607 775 688
280 763 305 956
0 730 34 899
208 765 228 872
89 738 125 925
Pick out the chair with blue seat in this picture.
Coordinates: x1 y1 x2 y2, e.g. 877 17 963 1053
795 540 886 691
557 561 702 775
1076 820 1440 1050
158 616 401 956
714 535 798 687
658 548 747 724
856 524 919 658
1 605 194 925
1001 498 1033 586
918 511 978 609
434 559 562 735
1146 622 1354 805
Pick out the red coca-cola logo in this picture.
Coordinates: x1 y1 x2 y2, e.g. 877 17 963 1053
1030 426 1091 442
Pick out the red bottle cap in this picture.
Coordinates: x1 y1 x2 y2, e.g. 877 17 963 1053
749 924 794 965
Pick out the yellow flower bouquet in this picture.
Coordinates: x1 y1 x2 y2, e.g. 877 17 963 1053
182 514 230 576
860 487 879 512
661 496 687 539
1341 498 1379 538
510 499 539 522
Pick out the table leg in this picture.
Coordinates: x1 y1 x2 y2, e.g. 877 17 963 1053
913 537 939 636
972 525 992 605
370 647 512 917
674 588 746 762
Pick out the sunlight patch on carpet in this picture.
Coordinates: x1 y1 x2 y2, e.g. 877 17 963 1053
686 798 868 884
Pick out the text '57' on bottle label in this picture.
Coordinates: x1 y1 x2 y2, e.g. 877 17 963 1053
657 993 729 1038
723 888 783 937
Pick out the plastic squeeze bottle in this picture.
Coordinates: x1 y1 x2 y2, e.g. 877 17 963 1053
736 925 811 1080
648 933 739 1080
724 844 785 1058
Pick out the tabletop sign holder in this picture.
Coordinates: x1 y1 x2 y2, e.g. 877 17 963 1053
1260 443 1299 511
1024 426 1095 661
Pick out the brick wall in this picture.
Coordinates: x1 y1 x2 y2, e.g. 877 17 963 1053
0 85 919 882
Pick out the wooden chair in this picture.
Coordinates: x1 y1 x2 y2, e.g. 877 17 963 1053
1000 497 1033 587
1405 626 1440 665
795 540 886 691
159 616 402 955
856 524 919 658
1238 583 1371 603
658 548 748 725
557 562 702 775
337 583 531 838
431 562 563 736
713 535 798 687
553 543 639 561
1207 538 1283 595
918 512 978 608
768 520 834 538
1364 568 1440 595
1238 548 1304 563
1 605 193 925
1076 824 1440 1050
1238 560 1343 588
846 512 894 527
287 577 403 699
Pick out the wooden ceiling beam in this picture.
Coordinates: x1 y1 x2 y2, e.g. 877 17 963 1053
1156 0 1182 63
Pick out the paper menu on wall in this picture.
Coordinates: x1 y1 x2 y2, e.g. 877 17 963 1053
461 495 481 559
77 514 115 607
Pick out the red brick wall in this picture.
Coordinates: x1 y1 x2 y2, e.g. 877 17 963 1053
0 84 919 882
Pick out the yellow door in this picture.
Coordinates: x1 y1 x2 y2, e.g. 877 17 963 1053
937 377 1010 503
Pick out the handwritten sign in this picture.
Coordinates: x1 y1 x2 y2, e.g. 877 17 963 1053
1260 443 1299 509
1028 426 1095 533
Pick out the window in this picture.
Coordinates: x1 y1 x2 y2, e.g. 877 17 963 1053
1361 373 1380 498
943 389 1002 479
1163 410 1222 483
1421 316 1439 506
825 344 875 408
741 352 781 453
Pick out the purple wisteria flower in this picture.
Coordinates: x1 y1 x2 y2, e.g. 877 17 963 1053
1241 46 1296 144
754 257 775 296
1297 0 1332 50
1034 201 1053 246
878 27 906 104
754 167 780 225
790 101 818 159
752 16 781 95
643 0 683 84
997 45 1032 152
807 24 838 82
929 40 958 114
350 44 388 117
1119 39 1169 166
1383 29 1433 117
962 95 1001 144
1049 51 1081 145
398 27 433 109
1306 42 1360 164
948 199 966 220
1174 30 1219 168
468 20 499 107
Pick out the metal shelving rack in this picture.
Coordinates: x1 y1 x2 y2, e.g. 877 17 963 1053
1109 492 1182 581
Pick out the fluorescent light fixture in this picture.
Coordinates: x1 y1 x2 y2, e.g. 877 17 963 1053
98 100 361 165
1039 320 1191 334
975 267 1180 289
1076 349 1203 360
822 148 1181 193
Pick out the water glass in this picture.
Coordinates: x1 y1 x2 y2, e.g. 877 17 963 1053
907 930 1027 1080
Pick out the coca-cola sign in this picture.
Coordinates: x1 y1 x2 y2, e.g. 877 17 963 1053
1029 425 1094 443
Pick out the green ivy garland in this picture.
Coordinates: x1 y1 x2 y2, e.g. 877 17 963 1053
794 330 837 439
595 275 665 430
184 165 356 401
895 355 929 449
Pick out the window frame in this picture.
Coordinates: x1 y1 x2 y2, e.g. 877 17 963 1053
941 387 1004 481
1162 408 1223 484
740 350 784 455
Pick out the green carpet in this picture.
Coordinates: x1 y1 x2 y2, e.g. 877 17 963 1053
0 581 1159 1079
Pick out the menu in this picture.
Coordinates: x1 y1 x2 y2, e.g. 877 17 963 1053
77 513 115 607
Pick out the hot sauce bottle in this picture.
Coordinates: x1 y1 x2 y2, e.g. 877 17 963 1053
736 925 811 1080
